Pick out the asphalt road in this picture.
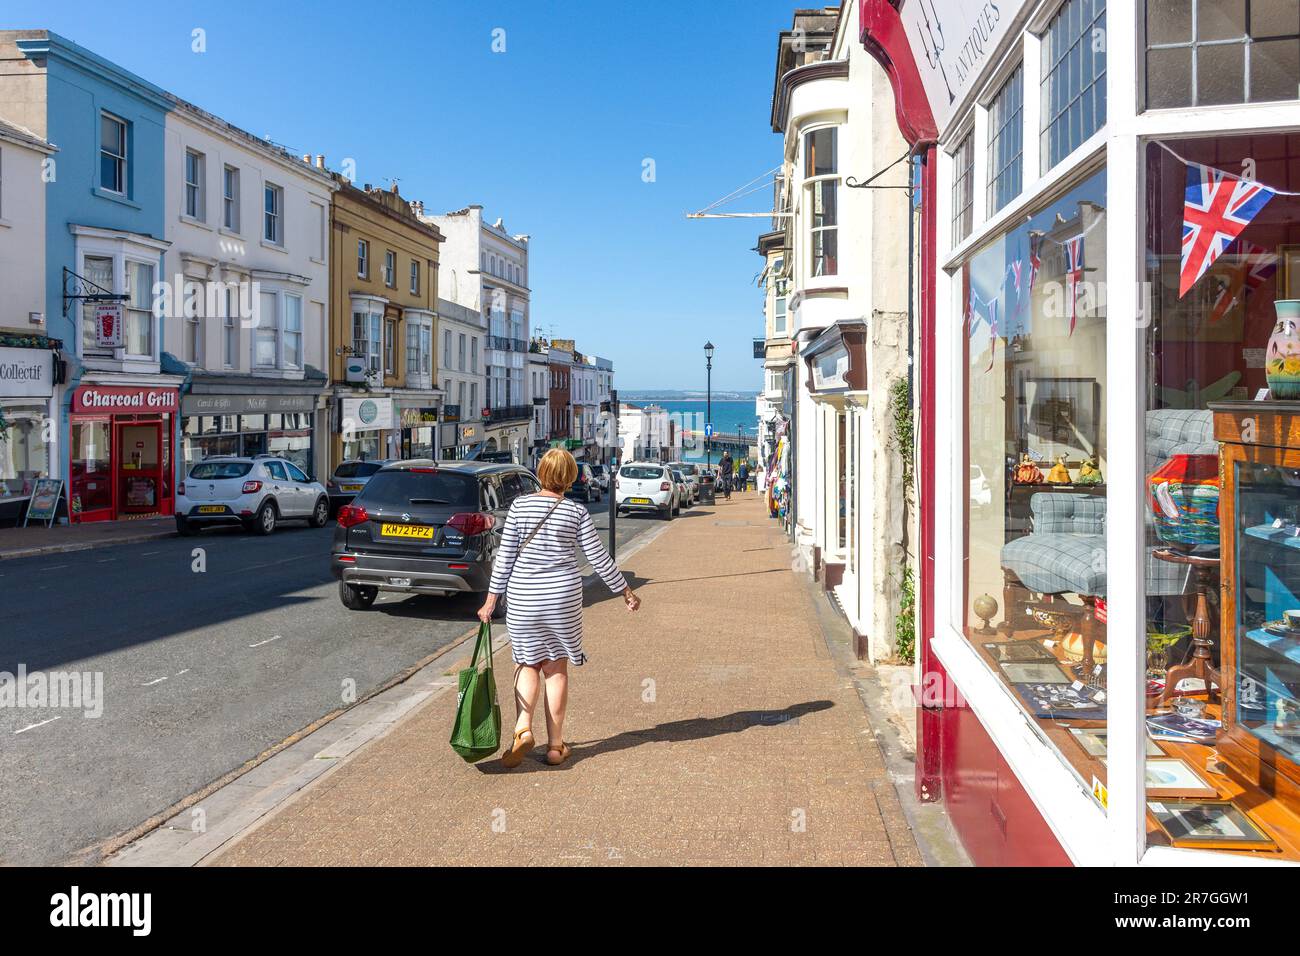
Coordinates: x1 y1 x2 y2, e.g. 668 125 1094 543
0 495 660 865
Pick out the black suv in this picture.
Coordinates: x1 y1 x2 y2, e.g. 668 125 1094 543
567 462 602 503
331 460 541 610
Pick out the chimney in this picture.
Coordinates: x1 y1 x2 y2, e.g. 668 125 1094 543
390 180 399 194
315 154 325 169
302 154 311 164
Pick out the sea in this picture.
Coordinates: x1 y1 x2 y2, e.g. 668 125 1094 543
637 400 761 463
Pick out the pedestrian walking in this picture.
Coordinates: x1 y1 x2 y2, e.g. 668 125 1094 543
478 449 642 768
738 461 749 492
718 452 733 499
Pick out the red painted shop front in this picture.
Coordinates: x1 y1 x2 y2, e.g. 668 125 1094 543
858 0 1068 866
69 384 177 523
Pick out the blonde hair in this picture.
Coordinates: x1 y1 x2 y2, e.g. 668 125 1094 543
536 448 578 493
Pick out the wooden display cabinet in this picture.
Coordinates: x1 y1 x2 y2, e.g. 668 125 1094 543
1212 401 1300 803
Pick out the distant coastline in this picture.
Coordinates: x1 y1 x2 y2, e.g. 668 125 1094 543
620 388 757 402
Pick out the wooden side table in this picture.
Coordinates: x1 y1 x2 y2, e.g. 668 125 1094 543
1153 547 1222 704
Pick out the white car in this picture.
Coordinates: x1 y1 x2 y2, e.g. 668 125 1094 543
615 461 677 520
176 455 330 536
970 465 992 508
666 461 702 502
589 463 611 493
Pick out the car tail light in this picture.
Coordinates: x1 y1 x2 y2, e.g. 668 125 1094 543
448 512 495 536
242 480 263 494
177 481 186 495
448 563 470 570
408 467 439 473
660 481 671 491
336 504 369 528
337 554 356 563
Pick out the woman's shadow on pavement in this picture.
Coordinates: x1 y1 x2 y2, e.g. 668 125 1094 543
478 699 833 774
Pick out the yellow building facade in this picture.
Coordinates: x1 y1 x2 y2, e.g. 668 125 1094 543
328 181 443 470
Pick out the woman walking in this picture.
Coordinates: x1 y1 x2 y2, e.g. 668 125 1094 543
478 449 641 768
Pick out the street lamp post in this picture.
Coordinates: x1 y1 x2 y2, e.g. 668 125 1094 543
704 341 715 470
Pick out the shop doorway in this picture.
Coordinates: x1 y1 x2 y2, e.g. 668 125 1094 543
117 421 163 516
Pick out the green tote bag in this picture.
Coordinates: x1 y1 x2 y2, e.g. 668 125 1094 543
449 622 502 762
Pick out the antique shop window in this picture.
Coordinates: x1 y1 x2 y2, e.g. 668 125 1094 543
804 126 839 278
963 167 1108 799
987 64 1024 215
0 401 49 502
1140 134 1300 857
951 132 975 245
1146 0 1300 109
1041 0 1107 172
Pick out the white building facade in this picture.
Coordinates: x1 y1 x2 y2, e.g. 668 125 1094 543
162 97 336 479
422 205 530 463
434 296 485 458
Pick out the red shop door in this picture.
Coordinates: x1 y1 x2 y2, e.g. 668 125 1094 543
116 420 165 518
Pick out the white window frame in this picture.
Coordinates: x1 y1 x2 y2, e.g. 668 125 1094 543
100 112 127 195
410 259 420 295
383 250 396 287
253 288 304 370
184 148 205 221
801 124 840 279
357 239 369 278
222 164 240 232
351 300 384 375
263 182 283 245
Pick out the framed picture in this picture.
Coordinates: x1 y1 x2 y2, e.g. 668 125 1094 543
1000 661 1071 684
1147 800 1277 851
1070 728 1165 758
1102 757 1217 797
1013 682 1105 720
1023 378 1100 466
983 640 1055 662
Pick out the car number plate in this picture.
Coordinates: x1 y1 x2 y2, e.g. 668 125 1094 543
342 484 363 492
630 497 651 504
197 505 226 514
380 523 433 539
388 577 412 587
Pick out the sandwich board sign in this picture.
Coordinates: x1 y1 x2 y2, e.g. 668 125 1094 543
24 478 63 527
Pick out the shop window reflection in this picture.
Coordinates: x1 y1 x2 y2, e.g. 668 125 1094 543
963 168 1108 802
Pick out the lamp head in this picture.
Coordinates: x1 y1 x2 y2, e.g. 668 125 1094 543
704 341 715 360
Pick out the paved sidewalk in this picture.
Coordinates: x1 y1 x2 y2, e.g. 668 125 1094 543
211 492 924 866
0 516 174 560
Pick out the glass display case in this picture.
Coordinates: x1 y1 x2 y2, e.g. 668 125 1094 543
1213 401 1300 801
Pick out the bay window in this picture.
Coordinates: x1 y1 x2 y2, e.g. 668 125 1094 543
125 261 154 357
803 126 839 278
352 306 382 374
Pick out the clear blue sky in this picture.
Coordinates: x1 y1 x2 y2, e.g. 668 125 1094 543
7 0 801 391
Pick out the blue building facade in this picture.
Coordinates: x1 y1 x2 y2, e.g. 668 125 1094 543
0 31 180 522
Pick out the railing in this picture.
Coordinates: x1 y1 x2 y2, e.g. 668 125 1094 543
486 404 532 423
488 336 527 353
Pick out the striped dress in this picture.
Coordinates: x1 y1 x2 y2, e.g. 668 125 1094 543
488 494 628 666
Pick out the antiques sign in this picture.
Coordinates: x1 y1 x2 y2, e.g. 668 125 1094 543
0 347 54 398
899 0 1030 135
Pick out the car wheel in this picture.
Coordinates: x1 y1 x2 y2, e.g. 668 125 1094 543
308 496 329 528
339 581 377 610
663 505 673 521
175 515 195 536
252 500 277 535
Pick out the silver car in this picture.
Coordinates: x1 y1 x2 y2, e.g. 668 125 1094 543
327 459 394 517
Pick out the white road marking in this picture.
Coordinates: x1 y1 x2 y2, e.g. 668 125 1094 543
142 677 168 686
174 669 189 677
15 716 61 734
248 635 284 648
141 551 161 556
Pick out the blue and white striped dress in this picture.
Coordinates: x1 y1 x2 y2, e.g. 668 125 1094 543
488 494 628 666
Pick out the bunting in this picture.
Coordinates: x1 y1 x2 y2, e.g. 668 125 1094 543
1064 235 1085 336
1209 240 1277 324
1180 161 1277 298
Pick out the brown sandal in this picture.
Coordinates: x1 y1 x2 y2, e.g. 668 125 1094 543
501 729 534 768
546 742 571 766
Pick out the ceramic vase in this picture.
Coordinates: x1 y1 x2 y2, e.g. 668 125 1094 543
1267 300 1300 400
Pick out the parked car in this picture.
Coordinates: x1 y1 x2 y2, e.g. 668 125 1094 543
331 460 541 610
176 456 329 536
326 459 394 517
589 463 611 493
615 462 676 520
567 462 602 503
970 464 992 508
670 469 693 511
666 460 701 502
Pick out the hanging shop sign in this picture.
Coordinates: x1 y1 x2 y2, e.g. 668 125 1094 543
899 0 1030 136
340 396 394 432
459 423 480 442
72 385 178 413
93 302 124 349
442 404 461 423
0 347 54 398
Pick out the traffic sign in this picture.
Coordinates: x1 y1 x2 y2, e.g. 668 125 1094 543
704 423 714 438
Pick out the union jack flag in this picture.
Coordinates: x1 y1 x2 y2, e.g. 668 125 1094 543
1028 233 1043 290
1010 260 1022 294
1180 162 1277 298
1065 235 1085 336
1209 240 1278 324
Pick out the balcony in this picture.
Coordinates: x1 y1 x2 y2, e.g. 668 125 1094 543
486 404 532 424
488 335 527 353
